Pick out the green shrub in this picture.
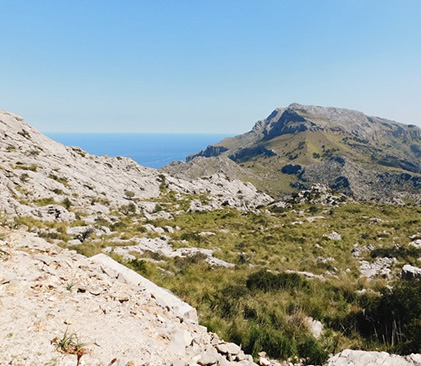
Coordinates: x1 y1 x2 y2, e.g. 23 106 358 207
34 197 57 206
124 190 135 199
174 253 208 272
298 336 329 364
357 280 421 353
370 247 421 262
128 258 148 275
158 174 168 192
246 270 310 293
49 174 69 186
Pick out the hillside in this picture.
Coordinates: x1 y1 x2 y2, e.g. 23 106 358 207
163 104 421 201
1 109 421 365
0 227 262 366
0 109 271 221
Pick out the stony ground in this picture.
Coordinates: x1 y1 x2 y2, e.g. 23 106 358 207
0 227 259 366
2 227 421 366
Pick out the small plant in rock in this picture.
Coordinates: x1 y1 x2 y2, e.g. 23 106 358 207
77 228 94 243
124 190 135 200
0 247 10 259
66 282 76 291
17 129 30 138
26 149 40 157
52 329 89 366
62 197 72 210
11 163 38 171
34 197 57 206
6 145 16 152
20 173 30 183
49 174 69 187
157 173 168 192
120 202 136 215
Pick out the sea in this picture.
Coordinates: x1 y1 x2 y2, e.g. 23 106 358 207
45 133 232 169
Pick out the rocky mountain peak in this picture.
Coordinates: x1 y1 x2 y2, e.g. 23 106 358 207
175 104 421 201
257 103 421 142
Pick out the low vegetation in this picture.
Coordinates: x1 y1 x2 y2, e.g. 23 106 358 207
2 192 421 364
52 329 89 365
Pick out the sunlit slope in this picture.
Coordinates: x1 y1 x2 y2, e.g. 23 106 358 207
172 104 421 200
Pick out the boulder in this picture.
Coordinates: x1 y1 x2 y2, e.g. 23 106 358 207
402 264 421 280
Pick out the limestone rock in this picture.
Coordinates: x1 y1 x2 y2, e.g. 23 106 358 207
198 348 219 365
360 257 395 279
216 342 241 356
402 264 421 280
327 349 421 366
323 231 342 241
0 227 259 366
305 317 324 338
409 239 421 249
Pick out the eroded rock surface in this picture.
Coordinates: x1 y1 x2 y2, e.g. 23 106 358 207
326 349 421 366
0 110 272 223
0 227 257 366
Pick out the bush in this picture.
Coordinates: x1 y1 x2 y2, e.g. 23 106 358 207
370 246 421 261
128 258 148 275
298 336 329 364
357 280 421 353
174 253 208 272
246 270 309 293
62 198 72 209
120 202 136 215
247 326 297 360
124 190 135 199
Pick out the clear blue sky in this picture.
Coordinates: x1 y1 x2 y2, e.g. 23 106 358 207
0 0 420 133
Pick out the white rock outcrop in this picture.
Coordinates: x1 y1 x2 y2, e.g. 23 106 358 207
0 227 257 366
327 349 421 366
401 264 421 280
360 257 395 279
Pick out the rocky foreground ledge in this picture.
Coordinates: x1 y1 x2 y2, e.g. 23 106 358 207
1 228 421 366
0 227 258 366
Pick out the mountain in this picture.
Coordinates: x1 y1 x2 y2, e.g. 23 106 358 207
163 104 421 201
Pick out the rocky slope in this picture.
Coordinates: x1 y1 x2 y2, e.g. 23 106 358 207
0 227 259 366
0 109 271 222
164 104 421 201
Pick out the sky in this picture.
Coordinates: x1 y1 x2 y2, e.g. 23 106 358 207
0 0 420 133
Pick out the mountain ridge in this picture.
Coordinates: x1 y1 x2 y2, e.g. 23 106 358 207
168 104 421 201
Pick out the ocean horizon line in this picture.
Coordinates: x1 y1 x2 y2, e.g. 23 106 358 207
45 132 232 169
44 132 237 136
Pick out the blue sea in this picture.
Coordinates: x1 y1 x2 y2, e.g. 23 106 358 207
45 133 231 169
